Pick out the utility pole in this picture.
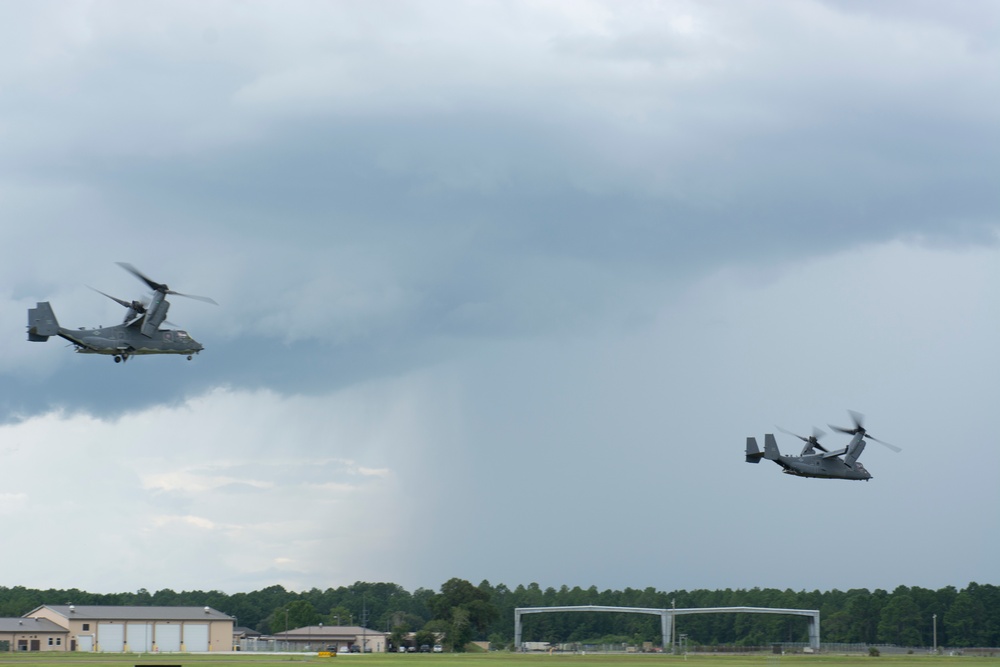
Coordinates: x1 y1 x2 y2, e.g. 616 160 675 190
361 595 369 654
933 614 937 653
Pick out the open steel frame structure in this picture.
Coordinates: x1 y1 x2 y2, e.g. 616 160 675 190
513 605 820 651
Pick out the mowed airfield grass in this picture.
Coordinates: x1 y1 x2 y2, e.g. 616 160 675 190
0 654 996 667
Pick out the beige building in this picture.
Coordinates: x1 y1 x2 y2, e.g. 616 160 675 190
0 617 69 652
269 625 387 653
24 605 233 653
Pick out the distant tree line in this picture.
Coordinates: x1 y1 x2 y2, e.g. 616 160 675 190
0 580 997 649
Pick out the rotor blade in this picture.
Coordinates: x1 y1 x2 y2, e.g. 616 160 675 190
775 425 809 443
867 436 902 453
118 262 218 304
830 410 866 435
117 262 166 292
810 428 830 452
88 286 132 309
166 290 218 305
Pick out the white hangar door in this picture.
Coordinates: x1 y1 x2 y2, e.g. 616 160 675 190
155 624 181 652
127 623 153 652
76 635 94 652
98 624 124 652
184 624 209 652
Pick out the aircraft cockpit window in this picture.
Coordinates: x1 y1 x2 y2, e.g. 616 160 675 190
177 331 189 339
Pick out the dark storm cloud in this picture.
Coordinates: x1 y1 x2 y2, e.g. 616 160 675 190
42 87 1000 255
5 108 1000 418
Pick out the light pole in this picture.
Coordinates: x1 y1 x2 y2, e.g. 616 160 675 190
933 614 937 653
671 599 676 653
285 609 290 651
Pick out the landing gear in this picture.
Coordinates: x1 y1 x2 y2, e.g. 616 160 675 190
114 356 121 363
113 353 130 364
187 355 193 361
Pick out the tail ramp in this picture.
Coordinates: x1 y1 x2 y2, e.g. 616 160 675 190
763 434 781 460
27 302 59 341
746 437 764 463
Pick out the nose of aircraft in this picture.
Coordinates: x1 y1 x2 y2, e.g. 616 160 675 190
184 334 204 351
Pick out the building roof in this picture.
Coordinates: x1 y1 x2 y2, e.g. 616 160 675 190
30 605 233 621
0 618 68 633
283 625 387 638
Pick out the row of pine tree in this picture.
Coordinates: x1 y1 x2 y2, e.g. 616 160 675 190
1 580 996 648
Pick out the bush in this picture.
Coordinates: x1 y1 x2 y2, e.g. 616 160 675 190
868 647 880 657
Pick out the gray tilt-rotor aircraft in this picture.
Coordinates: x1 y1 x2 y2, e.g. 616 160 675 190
27 262 217 363
745 411 900 480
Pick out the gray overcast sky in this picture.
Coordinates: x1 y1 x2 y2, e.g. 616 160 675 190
1 1 998 595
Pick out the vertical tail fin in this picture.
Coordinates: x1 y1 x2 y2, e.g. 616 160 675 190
746 437 763 463
27 302 59 341
763 434 781 460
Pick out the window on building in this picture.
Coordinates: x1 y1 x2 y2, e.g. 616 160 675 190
82 624 90 631
48 638 53 646
56 638 62 646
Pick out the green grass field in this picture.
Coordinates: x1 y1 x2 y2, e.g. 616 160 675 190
0 654 996 667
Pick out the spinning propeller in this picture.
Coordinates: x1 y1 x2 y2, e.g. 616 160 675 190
89 287 148 324
776 425 828 453
829 410 902 453
116 262 218 305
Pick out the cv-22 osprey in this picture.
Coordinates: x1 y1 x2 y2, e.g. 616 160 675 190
746 411 900 481
27 262 216 363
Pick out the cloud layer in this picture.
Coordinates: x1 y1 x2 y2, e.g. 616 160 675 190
0 1 997 593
